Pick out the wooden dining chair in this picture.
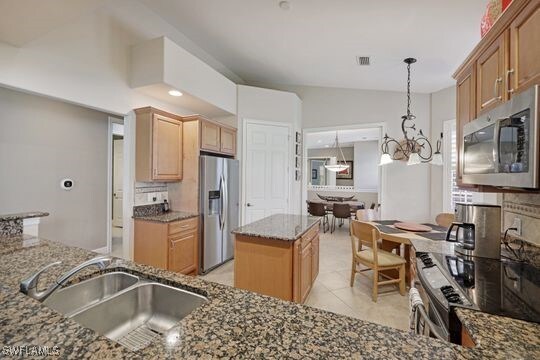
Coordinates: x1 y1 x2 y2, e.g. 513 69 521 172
308 201 329 233
435 213 455 228
350 220 406 302
331 203 351 233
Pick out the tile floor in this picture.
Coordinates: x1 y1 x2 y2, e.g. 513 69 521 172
201 221 410 331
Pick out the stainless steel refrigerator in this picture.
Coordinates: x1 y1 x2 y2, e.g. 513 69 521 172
200 155 239 274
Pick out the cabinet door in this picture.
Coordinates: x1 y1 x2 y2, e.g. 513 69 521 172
168 230 197 274
220 127 236 155
300 242 312 303
153 114 183 180
455 65 477 188
200 121 220 152
311 235 319 283
134 220 168 269
509 0 540 95
476 33 508 114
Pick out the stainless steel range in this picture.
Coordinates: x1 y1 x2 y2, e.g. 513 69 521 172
415 251 540 342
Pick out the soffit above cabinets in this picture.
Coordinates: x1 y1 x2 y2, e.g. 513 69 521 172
130 36 237 117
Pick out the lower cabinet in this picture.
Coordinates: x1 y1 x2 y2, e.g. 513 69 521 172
134 217 199 275
234 223 320 304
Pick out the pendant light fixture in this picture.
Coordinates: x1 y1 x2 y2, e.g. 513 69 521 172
324 132 350 172
379 58 443 166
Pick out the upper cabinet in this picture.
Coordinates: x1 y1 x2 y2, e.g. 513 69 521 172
455 65 476 187
509 0 540 94
135 107 183 182
198 117 237 156
476 32 508 114
220 127 236 155
453 0 540 189
200 121 221 152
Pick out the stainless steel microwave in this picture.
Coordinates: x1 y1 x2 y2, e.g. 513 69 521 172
462 84 539 189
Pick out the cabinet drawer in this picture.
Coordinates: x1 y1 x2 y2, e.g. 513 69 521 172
169 217 198 235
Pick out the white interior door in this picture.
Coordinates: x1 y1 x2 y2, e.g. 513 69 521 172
244 122 290 224
112 138 123 228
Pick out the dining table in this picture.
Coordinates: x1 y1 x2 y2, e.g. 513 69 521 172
364 220 451 285
314 200 366 212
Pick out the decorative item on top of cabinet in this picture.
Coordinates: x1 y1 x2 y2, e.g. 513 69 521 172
135 107 183 182
134 216 199 275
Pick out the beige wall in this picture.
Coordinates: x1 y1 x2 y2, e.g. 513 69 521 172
502 193 540 246
0 86 110 250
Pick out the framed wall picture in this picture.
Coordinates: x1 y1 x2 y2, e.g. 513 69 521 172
311 169 318 180
336 161 353 179
296 131 302 143
295 156 301 169
296 143 301 156
295 170 301 181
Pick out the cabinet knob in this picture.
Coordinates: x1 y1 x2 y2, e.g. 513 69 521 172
246 203 253 207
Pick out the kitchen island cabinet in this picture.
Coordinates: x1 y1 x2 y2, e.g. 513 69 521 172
232 214 320 303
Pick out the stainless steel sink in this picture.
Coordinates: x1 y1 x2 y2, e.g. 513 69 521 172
43 271 139 316
70 283 207 351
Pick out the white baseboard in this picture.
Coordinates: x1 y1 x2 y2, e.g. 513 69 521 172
93 246 109 254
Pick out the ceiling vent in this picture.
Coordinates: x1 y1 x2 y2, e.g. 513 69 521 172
356 56 370 66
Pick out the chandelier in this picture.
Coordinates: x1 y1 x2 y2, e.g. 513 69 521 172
379 58 443 166
324 132 350 172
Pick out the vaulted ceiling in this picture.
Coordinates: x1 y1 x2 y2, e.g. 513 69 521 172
142 0 487 93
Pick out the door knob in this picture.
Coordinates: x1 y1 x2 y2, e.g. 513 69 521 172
246 203 253 207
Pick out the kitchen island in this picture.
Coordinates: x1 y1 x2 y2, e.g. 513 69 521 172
1 233 538 359
232 214 320 303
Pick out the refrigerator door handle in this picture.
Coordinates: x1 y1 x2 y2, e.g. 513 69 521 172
222 174 228 232
218 175 224 229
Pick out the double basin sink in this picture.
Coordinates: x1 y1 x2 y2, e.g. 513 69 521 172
42 272 207 351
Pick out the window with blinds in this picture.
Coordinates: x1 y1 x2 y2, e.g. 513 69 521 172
449 123 473 210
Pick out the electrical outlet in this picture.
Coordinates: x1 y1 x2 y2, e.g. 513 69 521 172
512 217 522 236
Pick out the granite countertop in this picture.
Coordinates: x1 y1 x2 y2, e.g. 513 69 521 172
455 307 540 359
232 214 321 241
0 234 492 359
409 237 456 255
133 211 199 223
0 211 49 221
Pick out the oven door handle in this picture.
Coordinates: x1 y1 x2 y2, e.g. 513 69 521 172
415 304 449 341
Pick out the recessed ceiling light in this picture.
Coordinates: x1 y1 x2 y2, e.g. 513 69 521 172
168 90 183 97
317 140 322 143
325 145 330 148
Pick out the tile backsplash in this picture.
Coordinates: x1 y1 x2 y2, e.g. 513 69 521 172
503 193 540 246
134 182 169 206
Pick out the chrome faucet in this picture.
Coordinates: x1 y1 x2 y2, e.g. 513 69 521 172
20 255 115 302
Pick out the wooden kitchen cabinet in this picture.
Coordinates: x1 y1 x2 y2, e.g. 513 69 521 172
476 32 508 114
509 0 540 95
169 230 198 274
135 107 183 182
455 65 477 188
134 216 199 275
220 127 236 155
200 120 220 152
299 241 313 303
311 234 319 283
196 117 237 156
453 0 539 190
234 222 320 304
